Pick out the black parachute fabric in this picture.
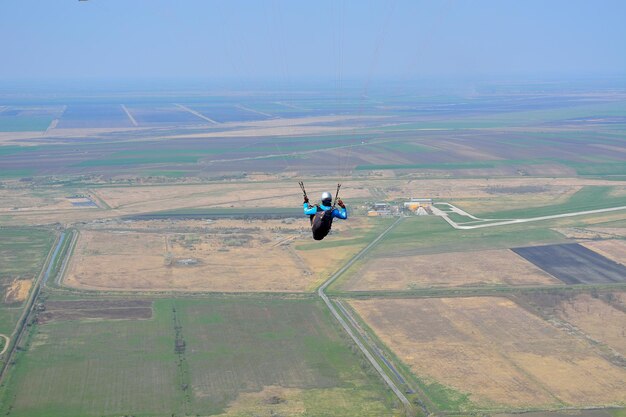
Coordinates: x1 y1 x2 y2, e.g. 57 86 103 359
310 207 334 241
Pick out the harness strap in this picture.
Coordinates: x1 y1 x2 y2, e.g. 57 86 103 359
332 183 341 208
298 181 308 201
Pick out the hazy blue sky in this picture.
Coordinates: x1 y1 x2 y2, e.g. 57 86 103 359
1 0 625 82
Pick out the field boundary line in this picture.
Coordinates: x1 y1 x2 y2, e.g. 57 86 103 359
316 217 413 411
120 104 138 127
235 104 273 118
174 103 219 124
88 189 111 209
331 283 626 299
44 119 59 135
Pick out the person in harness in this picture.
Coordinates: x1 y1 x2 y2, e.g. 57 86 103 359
302 187 347 241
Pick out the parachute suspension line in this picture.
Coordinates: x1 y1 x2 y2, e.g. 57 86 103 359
397 0 453 92
268 1 299 175
332 183 342 209
331 0 346 179
299 181 308 201
342 1 397 180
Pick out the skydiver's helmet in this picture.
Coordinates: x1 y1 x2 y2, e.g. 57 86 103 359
321 191 332 207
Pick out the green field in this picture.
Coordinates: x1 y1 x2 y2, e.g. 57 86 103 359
296 217 394 251
367 216 567 257
0 298 399 417
0 116 54 132
0 228 54 333
0 228 55 282
479 186 626 219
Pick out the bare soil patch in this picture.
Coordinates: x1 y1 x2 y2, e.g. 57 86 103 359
341 249 558 291
350 297 626 408
4 279 32 303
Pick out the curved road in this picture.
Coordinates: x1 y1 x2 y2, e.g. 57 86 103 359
434 204 626 230
0 334 9 355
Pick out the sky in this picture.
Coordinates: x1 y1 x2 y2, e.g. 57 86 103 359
1 0 625 83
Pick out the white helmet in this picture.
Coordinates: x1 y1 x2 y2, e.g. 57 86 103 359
321 191 332 206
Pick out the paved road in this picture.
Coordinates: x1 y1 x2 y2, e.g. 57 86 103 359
316 217 412 410
436 205 626 230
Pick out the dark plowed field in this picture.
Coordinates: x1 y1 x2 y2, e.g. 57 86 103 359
39 299 153 323
512 243 626 285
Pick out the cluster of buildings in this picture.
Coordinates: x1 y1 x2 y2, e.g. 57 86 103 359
367 198 433 216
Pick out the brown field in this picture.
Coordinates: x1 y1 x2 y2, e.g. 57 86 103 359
4 279 32 303
349 297 626 408
92 181 372 214
0 188 99 212
523 292 626 357
65 229 310 292
38 299 153 323
340 249 559 291
64 217 373 292
556 293 626 356
587 227 626 237
582 239 626 265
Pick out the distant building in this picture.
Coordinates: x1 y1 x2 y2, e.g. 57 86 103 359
368 202 392 216
404 198 433 215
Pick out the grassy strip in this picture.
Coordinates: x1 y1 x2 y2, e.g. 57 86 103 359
481 186 626 219
329 282 626 299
